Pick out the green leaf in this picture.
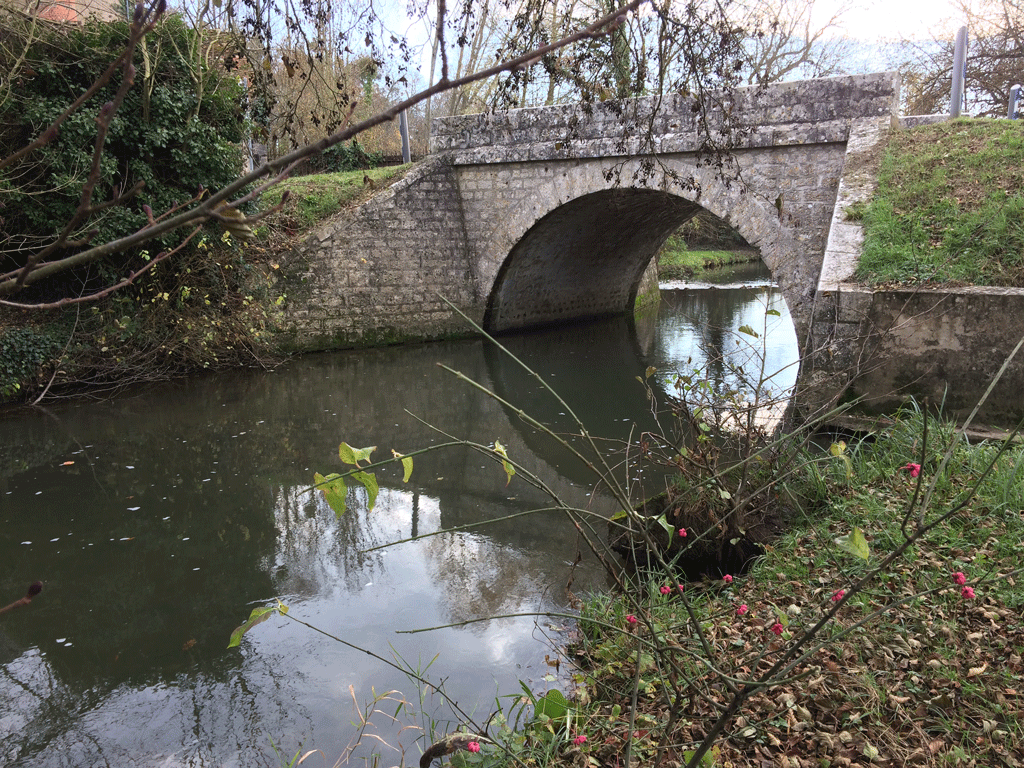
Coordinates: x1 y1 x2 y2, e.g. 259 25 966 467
351 470 379 511
227 600 288 648
534 689 569 722
766 308 781 317
338 442 376 467
314 472 348 517
393 450 413 482
829 441 854 481
645 366 657 380
494 440 515 486
737 324 759 338
681 749 717 767
835 526 871 561
655 513 674 546
610 509 629 521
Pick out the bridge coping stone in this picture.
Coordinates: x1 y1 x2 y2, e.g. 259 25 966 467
432 73 900 163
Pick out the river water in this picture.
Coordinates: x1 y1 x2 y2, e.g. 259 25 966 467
0 262 796 768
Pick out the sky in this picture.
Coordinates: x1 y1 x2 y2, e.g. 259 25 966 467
814 0 966 41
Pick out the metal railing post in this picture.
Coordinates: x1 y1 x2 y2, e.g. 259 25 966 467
1009 85 1023 119
399 109 412 164
950 26 968 117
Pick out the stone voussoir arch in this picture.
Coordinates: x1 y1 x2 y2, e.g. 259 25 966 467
278 73 900 354
464 158 797 336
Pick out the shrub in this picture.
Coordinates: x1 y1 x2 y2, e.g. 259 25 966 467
0 13 245 297
0 326 63 397
305 140 384 174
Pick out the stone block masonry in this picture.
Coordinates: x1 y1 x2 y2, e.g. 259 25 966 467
276 72 901 357
274 158 486 351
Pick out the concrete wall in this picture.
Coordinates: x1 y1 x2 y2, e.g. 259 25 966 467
805 286 1024 427
803 115 1024 428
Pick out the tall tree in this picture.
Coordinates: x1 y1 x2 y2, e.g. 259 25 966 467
735 0 855 85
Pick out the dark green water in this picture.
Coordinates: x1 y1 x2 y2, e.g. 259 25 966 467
0 265 796 767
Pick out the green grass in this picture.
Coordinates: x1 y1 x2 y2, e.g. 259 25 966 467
257 165 410 232
856 119 1024 286
522 407 1024 768
657 233 760 280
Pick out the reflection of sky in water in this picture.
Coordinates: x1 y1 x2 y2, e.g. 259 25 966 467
652 285 799 404
2 483 569 767
0 274 800 767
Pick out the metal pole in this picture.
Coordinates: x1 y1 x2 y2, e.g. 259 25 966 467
950 26 968 117
399 109 411 163
1009 84 1023 119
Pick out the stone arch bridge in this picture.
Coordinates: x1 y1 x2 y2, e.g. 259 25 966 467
277 73 899 354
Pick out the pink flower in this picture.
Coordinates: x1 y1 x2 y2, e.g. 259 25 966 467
952 571 967 586
677 584 685 593
467 742 480 753
962 586 976 599
660 585 671 595
770 622 784 636
736 604 749 616
572 735 587 746
901 462 921 478
722 574 733 584
832 590 845 602
626 614 638 625
678 528 687 538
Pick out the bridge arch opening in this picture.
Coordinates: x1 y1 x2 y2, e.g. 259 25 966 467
483 188 703 334
483 185 800 426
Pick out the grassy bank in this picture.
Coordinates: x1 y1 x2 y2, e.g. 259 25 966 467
855 119 1024 287
255 165 408 235
657 233 760 280
453 409 1024 768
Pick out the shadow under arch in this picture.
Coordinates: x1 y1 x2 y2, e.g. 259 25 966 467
484 188 702 334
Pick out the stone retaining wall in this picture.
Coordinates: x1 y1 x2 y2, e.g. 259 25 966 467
273 158 485 351
803 115 1024 428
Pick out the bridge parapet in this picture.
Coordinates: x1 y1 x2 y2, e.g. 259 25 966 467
431 73 900 164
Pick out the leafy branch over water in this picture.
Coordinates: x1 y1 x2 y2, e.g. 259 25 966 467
228 314 1024 768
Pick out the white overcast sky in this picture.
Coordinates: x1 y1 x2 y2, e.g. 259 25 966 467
399 0 972 88
815 0 966 41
